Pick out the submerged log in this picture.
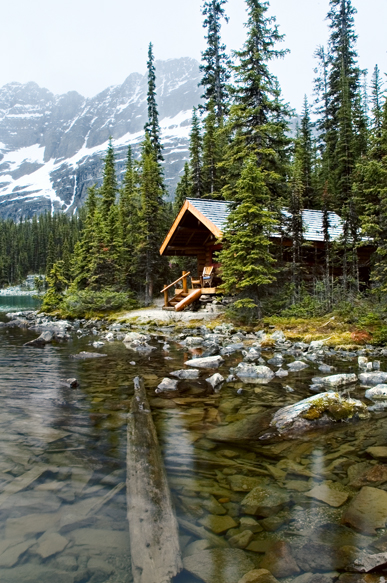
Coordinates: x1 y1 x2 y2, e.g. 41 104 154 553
127 376 182 583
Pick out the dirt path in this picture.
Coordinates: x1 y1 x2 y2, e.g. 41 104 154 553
116 306 223 324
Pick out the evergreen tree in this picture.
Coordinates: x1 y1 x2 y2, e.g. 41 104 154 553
189 107 203 198
200 0 231 119
138 132 165 304
223 0 291 201
218 158 277 319
100 138 118 221
313 45 331 191
118 146 140 287
144 42 164 162
325 0 360 208
72 185 97 289
289 153 304 303
370 64 384 152
298 96 317 208
174 162 191 213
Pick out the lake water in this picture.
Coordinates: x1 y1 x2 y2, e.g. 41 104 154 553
0 299 386 582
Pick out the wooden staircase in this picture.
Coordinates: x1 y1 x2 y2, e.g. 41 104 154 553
163 291 190 311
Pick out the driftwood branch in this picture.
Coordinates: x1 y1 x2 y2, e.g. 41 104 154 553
127 376 182 583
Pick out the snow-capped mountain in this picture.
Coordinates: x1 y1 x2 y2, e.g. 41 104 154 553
0 58 201 219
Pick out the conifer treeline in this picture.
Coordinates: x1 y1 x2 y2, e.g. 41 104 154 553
175 0 387 314
0 212 82 287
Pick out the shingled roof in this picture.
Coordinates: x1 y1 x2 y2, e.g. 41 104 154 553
187 198 344 242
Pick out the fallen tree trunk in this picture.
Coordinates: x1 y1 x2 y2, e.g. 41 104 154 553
127 376 182 583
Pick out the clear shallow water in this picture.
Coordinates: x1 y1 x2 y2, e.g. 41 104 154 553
0 295 41 312
0 302 387 581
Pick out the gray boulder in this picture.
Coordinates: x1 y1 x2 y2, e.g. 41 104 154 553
243 347 261 362
365 384 387 401
24 330 54 347
271 330 286 342
287 360 308 372
220 343 244 356
276 368 289 378
185 356 224 368
235 363 275 384
206 373 224 388
185 336 204 347
170 369 200 380
271 392 370 436
156 378 179 393
359 371 387 385
268 354 283 366
312 373 358 388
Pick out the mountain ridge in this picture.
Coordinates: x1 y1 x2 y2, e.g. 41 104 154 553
0 57 202 219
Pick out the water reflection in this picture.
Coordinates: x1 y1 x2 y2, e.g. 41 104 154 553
0 302 386 580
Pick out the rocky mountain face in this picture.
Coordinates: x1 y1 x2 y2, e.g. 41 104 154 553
0 58 201 219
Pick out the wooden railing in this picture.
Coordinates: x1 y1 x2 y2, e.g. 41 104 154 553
160 271 190 307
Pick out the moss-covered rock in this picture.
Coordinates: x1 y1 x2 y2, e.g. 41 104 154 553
270 393 370 436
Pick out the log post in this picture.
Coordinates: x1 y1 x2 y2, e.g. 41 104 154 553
182 271 188 294
127 377 182 583
163 287 169 307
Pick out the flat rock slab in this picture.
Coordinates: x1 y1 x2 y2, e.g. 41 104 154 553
0 566 74 583
185 356 224 368
69 528 129 551
198 514 238 534
260 541 300 578
342 486 387 534
183 548 254 583
305 482 349 507
241 485 290 517
366 447 387 459
36 532 68 559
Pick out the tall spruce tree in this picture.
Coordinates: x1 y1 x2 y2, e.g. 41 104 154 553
100 138 118 221
138 132 165 304
218 158 277 319
174 163 191 213
189 107 203 198
314 45 331 191
118 146 140 288
298 96 317 208
200 0 231 119
144 43 164 162
223 0 291 202
326 0 360 208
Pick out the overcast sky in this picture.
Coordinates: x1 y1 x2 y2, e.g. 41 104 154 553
1 0 387 112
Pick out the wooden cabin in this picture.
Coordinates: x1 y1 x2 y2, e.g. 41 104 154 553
159 198 374 309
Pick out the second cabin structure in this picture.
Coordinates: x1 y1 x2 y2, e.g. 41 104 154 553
159 198 374 310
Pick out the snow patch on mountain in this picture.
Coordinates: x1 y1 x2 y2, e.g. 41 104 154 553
0 58 200 219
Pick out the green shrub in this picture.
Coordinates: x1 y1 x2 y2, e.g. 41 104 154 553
56 289 139 318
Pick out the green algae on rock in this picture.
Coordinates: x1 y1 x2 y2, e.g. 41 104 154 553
270 393 370 436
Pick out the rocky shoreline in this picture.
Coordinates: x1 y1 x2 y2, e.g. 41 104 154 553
3 310 387 580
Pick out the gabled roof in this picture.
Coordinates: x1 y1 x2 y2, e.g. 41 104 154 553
160 197 345 256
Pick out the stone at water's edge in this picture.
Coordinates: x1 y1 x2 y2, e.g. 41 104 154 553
359 371 387 385
240 485 290 517
271 393 370 436
259 541 300 577
70 351 107 359
170 369 200 379
365 384 387 401
305 481 349 507
341 486 387 534
185 355 224 368
234 363 275 384
183 549 255 583
287 361 309 372
311 373 358 388
156 378 179 392
206 373 224 388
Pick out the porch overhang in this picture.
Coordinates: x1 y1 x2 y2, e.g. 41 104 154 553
160 199 223 257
